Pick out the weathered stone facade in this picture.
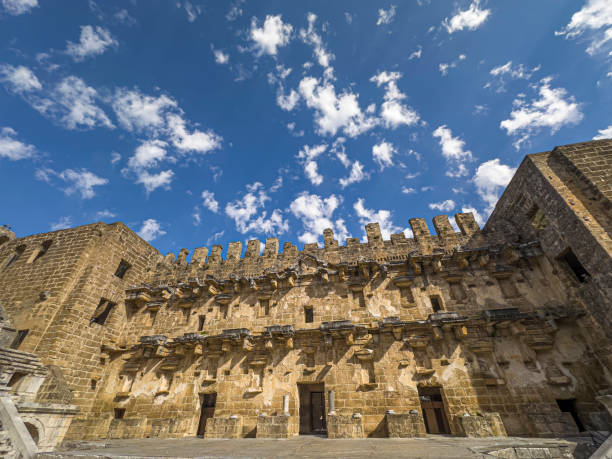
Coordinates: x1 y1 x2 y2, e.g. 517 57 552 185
0 140 611 447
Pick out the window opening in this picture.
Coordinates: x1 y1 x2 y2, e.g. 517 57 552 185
5 245 26 268
30 240 52 263
430 296 442 312
198 315 206 331
556 399 585 432
305 307 314 323
561 249 590 283
11 329 29 349
114 260 131 279
114 408 126 419
90 299 116 325
260 299 270 316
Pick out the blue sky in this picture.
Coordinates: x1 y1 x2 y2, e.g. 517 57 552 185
1 0 611 255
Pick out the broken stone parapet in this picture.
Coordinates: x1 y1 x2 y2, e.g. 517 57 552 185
326 413 364 439
459 413 507 437
204 416 242 439
385 412 427 438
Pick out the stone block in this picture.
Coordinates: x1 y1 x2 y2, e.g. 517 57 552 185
459 413 507 437
385 412 426 438
256 414 296 438
327 414 364 439
204 416 242 439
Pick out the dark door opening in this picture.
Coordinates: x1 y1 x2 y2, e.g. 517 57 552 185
418 387 450 434
556 399 585 432
197 393 216 437
298 383 326 435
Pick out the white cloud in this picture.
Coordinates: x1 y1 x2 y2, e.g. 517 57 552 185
401 186 416 194
206 230 225 246
66 25 117 62
112 88 177 133
213 48 229 64
287 122 304 137
135 170 174 193
473 158 516 213
377 5 396 26
432 125 473 177
372 140 396 170
137 219 166 241
0 64 42 93
290 192 348 244
442 1 490 33
429 200 456 212
297 144 327 186
2 0 37 15
486 61 540 92
226 2 243 21
36 167 109 199
95 210 116 219
298 76 377 137
179 1 201 22
128 139 169 169
556 0 612 57
370 71 419 129
167 114 222 154
110 151 121 164
277 89 300 111
0 127 36 160
300 13 335 78
408 45 422 60
500 78 583 149
225 182 288 234
438 54 467 76
201 190 219 213
353 198 409 240
593 125 612 139
304 160 323 186
51 216 72 231
250 15 293 56
339 161 367 188
46 76 114 130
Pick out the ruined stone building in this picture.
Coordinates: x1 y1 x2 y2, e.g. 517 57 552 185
0 139 610 454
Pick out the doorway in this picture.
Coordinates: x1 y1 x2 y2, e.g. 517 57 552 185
418 387 450 434
298 383 327 435
556 399 585 431
197 393 216 436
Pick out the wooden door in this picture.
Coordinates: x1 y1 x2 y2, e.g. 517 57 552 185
310 391 326 434
419 390 450 434
197 393 216 436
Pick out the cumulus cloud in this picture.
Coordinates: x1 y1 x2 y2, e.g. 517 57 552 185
473 159 516 213
370 71 419 129
135 170 174 193
50 216 72 231
298 144 327 185
137 219 166 241
250 15 293 56
353 198 410 240
372 140 396 170
167 114 222 154
213 48 229 64
500 77 583 149
2 0 38 15
299 13 335 79
593 125 612 139
0 64 42 93
277 89 300 111
112 89 177 133
225 182 288 234
486 61 540 92
290 192 348 244
36 167 109 199
298 77 377 137
66 25 117 62
123 140 174 193
432 125 473 177
556 0 612 57
339 161 367 188
429 200 456 212
0 127 36 160
201 190 219 213
442 0 490 33
376 5 396 26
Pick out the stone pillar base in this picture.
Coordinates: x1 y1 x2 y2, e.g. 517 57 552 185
459 413 508 437
204 416 242 439
327 414 364 439
386 412 426 438
256 415 295 438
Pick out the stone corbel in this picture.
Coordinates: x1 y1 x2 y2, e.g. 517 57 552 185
216 294 232 305
409 257 422 275
431 257 443 273
479 253 490 268
406 335 430 349
243 337 254 352
454 325 468 339
354 347 374 362
320 270 329 283
207 283 219 296
341 330 354 345
250 279 259 292
286 272 297 287
503 246 520 265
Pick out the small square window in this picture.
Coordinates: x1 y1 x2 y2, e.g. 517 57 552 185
90 299 116 325
114 260 131 279
114 408 126 419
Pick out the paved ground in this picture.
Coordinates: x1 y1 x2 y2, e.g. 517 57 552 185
40 436 581 458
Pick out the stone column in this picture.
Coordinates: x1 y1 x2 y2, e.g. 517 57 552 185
328 390 336 415
283 395 290 415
